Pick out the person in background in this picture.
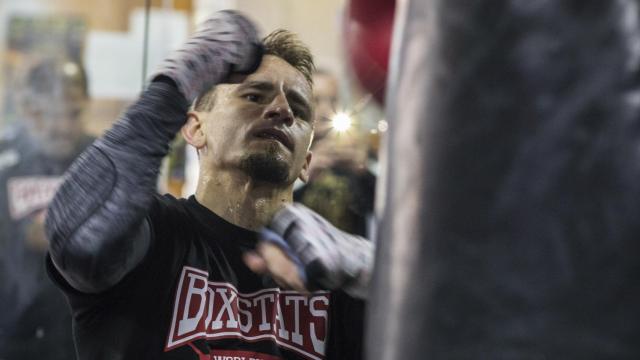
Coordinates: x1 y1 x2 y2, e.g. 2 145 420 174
294 70 376 238
0 58 93 359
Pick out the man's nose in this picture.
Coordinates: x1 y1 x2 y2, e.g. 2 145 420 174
264 94 294 126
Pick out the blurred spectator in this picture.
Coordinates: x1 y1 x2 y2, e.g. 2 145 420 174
0 58 93 359
310 69 339 144
294 70 376 237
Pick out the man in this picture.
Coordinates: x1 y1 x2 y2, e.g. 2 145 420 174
308 69 338 144
0 58 92 359
294 70 375 238
46 11 363 359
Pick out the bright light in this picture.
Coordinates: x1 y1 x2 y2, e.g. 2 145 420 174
331 112 352 132
63 62 79 77
377 120 389 132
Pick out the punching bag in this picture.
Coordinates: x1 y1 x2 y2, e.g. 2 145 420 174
367 0 640 358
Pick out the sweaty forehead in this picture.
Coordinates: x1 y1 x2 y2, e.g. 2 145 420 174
234 55 311 97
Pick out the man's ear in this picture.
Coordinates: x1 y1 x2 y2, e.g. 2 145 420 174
298 151 313 183
182 111 206 149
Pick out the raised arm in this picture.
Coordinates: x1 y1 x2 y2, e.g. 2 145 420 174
45 11 262 294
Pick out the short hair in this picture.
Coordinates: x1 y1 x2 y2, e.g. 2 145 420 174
194 29 315 111
24 58 89 99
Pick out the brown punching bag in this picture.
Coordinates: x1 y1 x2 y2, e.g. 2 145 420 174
365 0 640 359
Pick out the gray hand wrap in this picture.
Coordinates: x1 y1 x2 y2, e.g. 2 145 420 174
268 203 373 299
151 10 263 103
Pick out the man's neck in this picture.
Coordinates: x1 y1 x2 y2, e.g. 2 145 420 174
194 168 293 231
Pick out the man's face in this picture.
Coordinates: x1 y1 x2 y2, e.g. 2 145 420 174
195 55 314 185
23 87 87 160
312 72 338 142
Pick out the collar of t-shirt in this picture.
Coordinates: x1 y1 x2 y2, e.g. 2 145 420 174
186 195 258 248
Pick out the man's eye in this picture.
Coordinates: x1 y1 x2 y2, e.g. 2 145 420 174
245 94 261 102
293 108 309 121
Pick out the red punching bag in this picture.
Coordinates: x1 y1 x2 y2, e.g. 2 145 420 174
344 0 395 104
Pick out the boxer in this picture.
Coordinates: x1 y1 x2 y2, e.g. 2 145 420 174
46 11 364 360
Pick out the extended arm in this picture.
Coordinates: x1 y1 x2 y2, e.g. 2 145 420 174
46 11 262 293
262 203 374 299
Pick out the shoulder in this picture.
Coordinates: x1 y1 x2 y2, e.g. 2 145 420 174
149 193 191 218
141 194 194 268
146 193 194 233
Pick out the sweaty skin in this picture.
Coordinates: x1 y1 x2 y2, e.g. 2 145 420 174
187 55 314 230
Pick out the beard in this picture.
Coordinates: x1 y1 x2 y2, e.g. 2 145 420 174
240 145 291 184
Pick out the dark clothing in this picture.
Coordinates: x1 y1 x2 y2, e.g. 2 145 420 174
294 166 375 238
48 194 364 359
368 0 640 358
0 126 93 359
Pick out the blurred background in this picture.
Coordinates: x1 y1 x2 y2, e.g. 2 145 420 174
0 1 387 358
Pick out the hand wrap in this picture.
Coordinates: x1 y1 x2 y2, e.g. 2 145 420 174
151 10 262 103
266 203 373 299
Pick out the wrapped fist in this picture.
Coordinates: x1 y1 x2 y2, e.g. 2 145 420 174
151 10 263 103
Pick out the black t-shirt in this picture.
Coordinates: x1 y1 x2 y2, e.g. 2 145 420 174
48 194 364 360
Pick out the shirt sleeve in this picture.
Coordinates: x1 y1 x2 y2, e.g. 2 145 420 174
45 80 189 293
